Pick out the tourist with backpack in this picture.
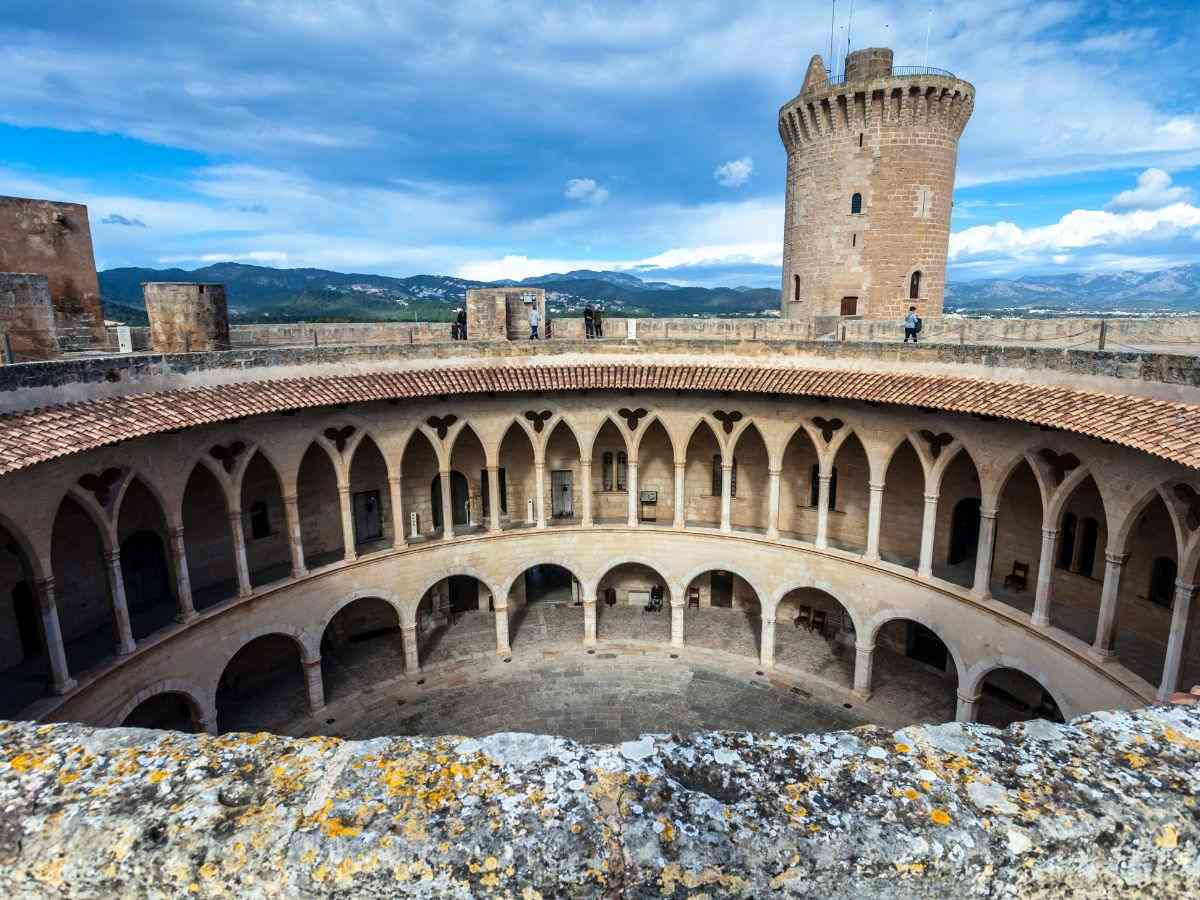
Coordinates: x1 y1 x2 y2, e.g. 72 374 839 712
904 306 921 343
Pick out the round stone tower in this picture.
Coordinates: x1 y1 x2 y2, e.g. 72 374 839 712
778 48 974 326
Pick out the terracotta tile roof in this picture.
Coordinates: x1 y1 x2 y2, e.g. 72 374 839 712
1 363 1198 474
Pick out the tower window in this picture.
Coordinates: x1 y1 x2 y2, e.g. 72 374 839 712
616 452 628 492
850 193 863 215
249 501 271 540
851 233 857 248
909 270 922 299
915 186 932 219
858 132 863 148
840 296 858 316
602 451 613 491
792 274 802 303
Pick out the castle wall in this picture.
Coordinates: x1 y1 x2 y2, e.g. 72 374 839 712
0 273 58 361
0 196 104 340
143 283 230 352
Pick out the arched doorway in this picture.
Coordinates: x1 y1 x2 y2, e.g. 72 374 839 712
827 433 869 553
870 619 958 725
182 463 237 611
430 471 470 531
991 459 1043 617
320 597 402 703
122 692 201 732
506 564 583 648
298 443 344 568
947 498 981 566
1110 494 1178 684
591 419 628 525
1047 475 1108 645
729 424 769 533
416 576 493 665
240 451 290 586
121 531 172 638
447 426 486 534
879 439 925 568
775 587 856 687
594 563 671 643
52 496 115 674
636 420 675 525
0 524 49 717
348 436 393 550
495 422 535 529
683 570 761 660
216 634 307 733
975 668 1064 728
400 429 441 540
682 420 722 528
779 427 820 542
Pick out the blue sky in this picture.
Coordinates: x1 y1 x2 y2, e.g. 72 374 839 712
1 0 1197 287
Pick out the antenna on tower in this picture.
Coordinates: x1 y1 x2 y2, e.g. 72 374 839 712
923 7 933 70
829 0 837 75
845 0 855 69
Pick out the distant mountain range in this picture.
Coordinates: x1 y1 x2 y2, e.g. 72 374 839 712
98 261 1200 325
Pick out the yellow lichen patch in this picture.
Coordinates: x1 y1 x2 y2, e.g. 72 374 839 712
32 858 66 888
1154 824 1179 849
147 770 169 784
521 887 543 900
895 862 925 876
58 769 81 785
658 817 677 842
930 808 952 826
904 788 920 801
1163 726 1200 751
895 743 912 754
198 863 220 880
300 849 317 865
659 863 747 895
1124 753 1149 770
8 750 52 772
480 872 501 887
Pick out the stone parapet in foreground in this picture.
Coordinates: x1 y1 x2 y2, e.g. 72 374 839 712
1 706 1198 897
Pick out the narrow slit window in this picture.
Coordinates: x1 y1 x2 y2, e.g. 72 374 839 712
909 270 922 299
602 451 613 492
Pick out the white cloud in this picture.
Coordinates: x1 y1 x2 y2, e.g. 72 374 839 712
563 178 609 204
714 156 753 187
1107 168 1194 211
951 203 1200 260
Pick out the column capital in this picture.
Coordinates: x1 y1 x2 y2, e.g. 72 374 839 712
582 598 596 608
1174 579 1198 595
401 622 418 632
980 506 998 520
763 616 776 627
282 492 299 505
768 468 782 477
674 459 686 469
868 481 886 492
956 691 981 704
1040 527 1058 539
580 457 592 467
35 575 56 594
722 461 734 471
486 463 501 472
105 550 122 567
493 603 509 613
337 483 352 495
923 493 939 503
302 657 322 668
228 508 243 521
1104 551 1129 567
818 473 832 483
855 643 875 655
168 525 186 540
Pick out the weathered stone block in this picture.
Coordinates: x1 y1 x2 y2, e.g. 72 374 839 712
143 283 230 352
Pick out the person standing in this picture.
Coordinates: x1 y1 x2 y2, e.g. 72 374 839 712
584 304 594 339
529 303 540 340
593 304 603 337
455 308 467 340
903 306 921 343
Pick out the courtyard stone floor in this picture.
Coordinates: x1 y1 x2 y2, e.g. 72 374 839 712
218 606 959 742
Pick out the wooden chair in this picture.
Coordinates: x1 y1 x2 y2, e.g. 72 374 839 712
793 605 812 630
810 608 828 636
687 586 701 609
1003 561 1029 593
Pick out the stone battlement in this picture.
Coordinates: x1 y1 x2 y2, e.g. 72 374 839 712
0 704 1197 897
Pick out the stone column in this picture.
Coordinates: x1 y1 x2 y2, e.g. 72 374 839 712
672 461 686 528
1092 552 1127 657
972 507 998 598
228 509 252 598
281 494 307 578
166 526 196 622
487 466 502 532
766 469 782 539
401 623 420 674
760 615 776 668
302 658 325 712
583 599 597 646
534 462 547 528
439 470 455 540
918 492 939 578
1158 580 1197 701
1031 527 1058 627
196 712 218 735
852 643 874 698
627 460 640 527
105 551 136 655
864 481 885 561
338 485 358 561
494 604 511 655
36 578 75 694
387 476 406 547
815 474 832 549
670 602 685 648
955 691 980 723
720 462 734 533
580 459 594 527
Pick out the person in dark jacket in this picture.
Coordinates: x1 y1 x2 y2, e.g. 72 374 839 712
593 304 603 337
455 308 467 340
903 306 921 343
584 304 594 338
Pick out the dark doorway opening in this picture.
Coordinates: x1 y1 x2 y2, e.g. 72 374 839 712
1149 556 1178 608
431 471 470 529
551 470 574 518
906 622 948 671
352 489 383 544
481 467 508 517
121 530 172 615
12 581 41 660
524 565 575 605
840 296 858 316
710 570 734 608
448 574 480 613
947 497 981 566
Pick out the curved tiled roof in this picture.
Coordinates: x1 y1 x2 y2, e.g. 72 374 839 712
0 363 1197 474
